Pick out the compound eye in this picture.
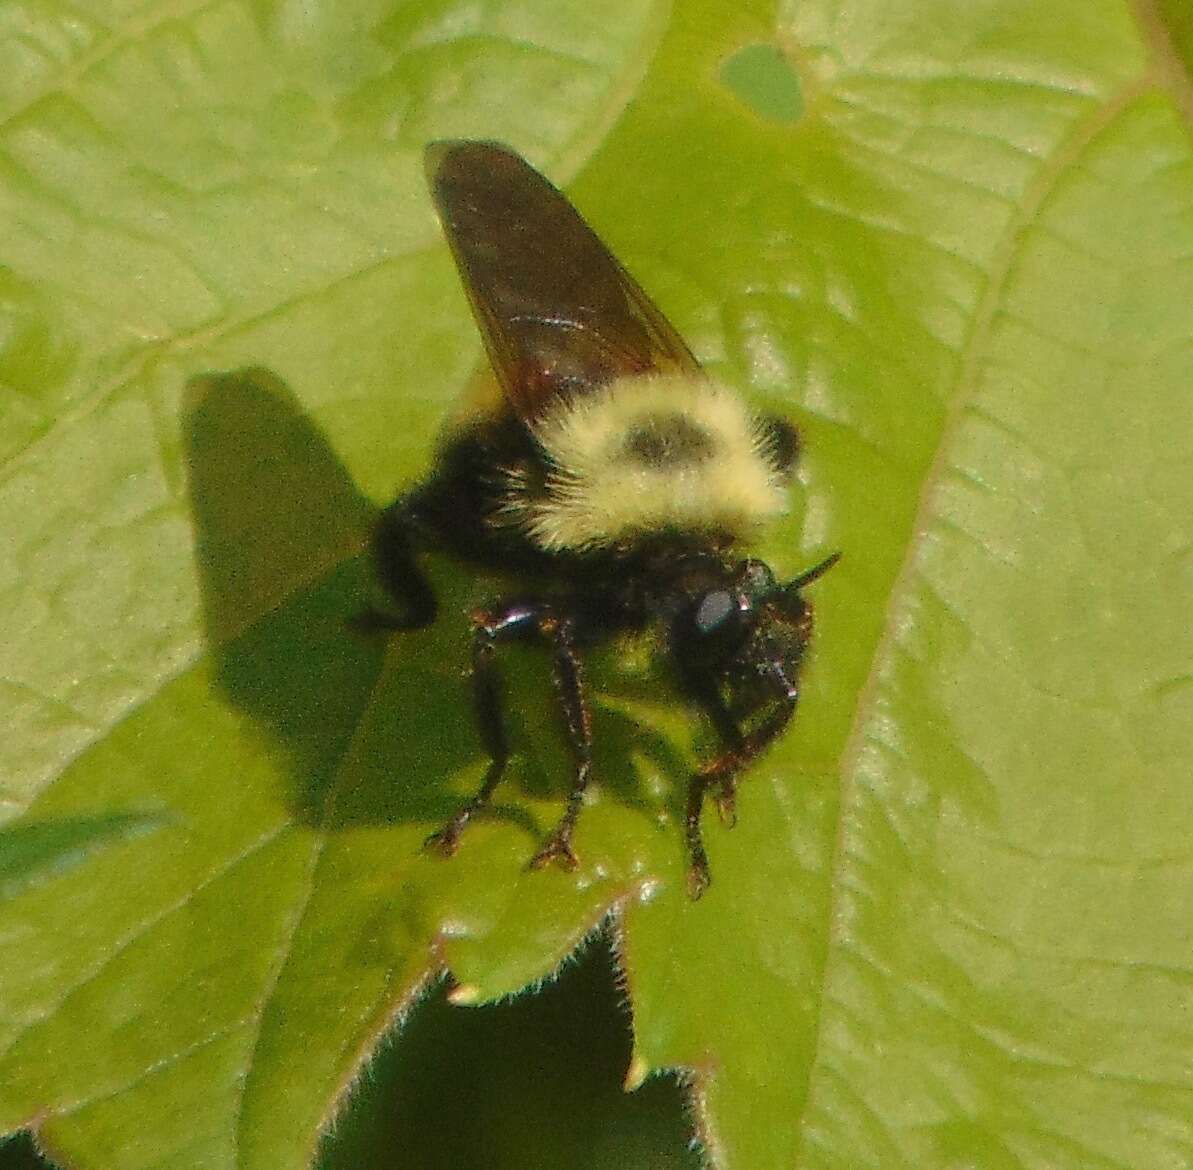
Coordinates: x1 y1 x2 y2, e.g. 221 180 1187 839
694 589 735 634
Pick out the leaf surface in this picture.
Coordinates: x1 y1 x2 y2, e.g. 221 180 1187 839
1 1 1191 1168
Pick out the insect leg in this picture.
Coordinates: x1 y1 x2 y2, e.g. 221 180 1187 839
424 602 541 855
423 602 595 871
688 678 746 828
685 695 797 899
355 500 438 631
530 615 592 872
684 771 714 900
680 676 744 900
701 697 797 784
700 697 797 800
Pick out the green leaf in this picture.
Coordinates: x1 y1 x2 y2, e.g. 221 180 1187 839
315 943 700 1170
1 1 1191 1169
0 813 165 901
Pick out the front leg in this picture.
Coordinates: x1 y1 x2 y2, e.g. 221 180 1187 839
355 500 438 631
685 693 796 899
685 677 746 828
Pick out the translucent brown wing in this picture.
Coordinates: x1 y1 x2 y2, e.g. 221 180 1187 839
425 140 700 422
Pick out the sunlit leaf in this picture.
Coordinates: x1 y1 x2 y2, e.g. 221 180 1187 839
1 1 1190 1168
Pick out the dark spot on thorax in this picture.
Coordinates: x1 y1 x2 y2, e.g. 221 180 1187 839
621 413 715 468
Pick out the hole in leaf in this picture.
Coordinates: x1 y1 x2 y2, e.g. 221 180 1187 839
720 43 803 123
318 940 701 1169
0 1132 60 1169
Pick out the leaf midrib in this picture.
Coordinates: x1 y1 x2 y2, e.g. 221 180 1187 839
789 66 1158 1166
227 644 406 1170
1131 0 1193 129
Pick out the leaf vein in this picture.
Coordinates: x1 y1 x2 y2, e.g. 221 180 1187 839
791 73 1155 1167
0 0 227 132
0 823 288 1064
53 1019 249 1119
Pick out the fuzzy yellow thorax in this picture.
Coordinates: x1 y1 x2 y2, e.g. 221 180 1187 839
501 373 789 551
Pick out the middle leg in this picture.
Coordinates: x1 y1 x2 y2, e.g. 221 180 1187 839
423 602 596 871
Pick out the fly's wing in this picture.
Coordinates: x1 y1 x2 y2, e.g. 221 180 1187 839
425 140 700 422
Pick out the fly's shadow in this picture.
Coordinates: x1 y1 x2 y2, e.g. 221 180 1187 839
184 368 687 845
185 368 483 829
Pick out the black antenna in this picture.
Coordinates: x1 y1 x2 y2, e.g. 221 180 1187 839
785 550 842 593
